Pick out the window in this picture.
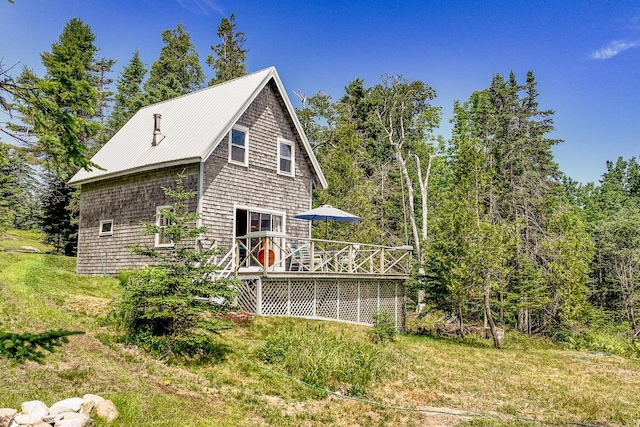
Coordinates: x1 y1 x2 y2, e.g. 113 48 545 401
278 139 294 176
99 220 113 236
228 125 249 166
155 205 174 247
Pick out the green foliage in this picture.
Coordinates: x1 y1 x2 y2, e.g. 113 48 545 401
258 322 389 397
105 50 147 140
113 172 239 360
0 143 40 232
144 23 204 103
0 329 84 363
39 173 77 256
207 13 247 86
369 311 397 344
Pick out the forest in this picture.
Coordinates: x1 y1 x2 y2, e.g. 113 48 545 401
1 15 639 352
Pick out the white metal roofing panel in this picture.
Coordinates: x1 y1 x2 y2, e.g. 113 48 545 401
69 67 327 189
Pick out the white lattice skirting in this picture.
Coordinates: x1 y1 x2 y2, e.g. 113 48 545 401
236 278 406 331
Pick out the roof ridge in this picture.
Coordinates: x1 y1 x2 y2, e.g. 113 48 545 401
140 66 276 111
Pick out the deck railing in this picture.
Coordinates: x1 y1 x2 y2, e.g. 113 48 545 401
231 231 413 277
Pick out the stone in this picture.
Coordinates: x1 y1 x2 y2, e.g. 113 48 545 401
18 246 41 253
0 408 17 427
48 406 74 417
81 395 104 405
94 400 118 422
20 401 48 419
50 398 83 413
14 413 41 425
55 419 94 427
32 422 52 427
78 401 94 417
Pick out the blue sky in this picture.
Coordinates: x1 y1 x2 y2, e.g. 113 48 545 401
2 0 639 184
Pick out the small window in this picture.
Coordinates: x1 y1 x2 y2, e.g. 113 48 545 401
228 125 249 166
155 205 174 247
278 138 294 176
99 220 113 236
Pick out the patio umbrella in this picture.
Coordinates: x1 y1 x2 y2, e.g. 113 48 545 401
294 204 360 239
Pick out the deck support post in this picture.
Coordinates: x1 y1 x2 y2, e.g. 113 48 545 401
256 278 262 315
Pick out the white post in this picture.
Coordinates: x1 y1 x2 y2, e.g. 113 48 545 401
256 278 263 315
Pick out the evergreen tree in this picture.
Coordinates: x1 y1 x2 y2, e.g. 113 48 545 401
91 57 116 149
0 143 40 231
106 51 147 139
145 23 204 103
8 18 102 173
206 13 247 86
39 173 77 256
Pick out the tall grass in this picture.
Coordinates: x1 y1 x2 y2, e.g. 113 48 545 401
258 322 390 397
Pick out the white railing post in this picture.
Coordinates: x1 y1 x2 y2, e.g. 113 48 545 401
256 278 262 315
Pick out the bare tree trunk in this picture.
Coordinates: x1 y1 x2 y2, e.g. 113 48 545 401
458 304 465 338
484 282 502 349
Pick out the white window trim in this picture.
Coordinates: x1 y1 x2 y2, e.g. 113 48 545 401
277 138 295 177
228 124 249 167
99 219 113 237
155 205 174 248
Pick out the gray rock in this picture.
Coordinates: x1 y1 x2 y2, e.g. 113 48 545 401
78 401 94 417
81 395 104 406
50 398 83 413
0 408 17 427
94 400 118 422
48 407 74 417
18 246 41 253
20 400 48 419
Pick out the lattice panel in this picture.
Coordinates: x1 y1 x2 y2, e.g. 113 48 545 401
359 280 378 325
261 280 288 316
237 279 257 313
290 280 315 317
338 281 358 323
317 281 338 320
379 281 396 320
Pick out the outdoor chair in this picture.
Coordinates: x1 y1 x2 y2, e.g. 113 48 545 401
293 240 323 271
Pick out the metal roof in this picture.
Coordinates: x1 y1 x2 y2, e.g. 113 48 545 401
69 67 327 188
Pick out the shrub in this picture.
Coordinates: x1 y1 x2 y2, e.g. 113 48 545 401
0 329 84 363
369 311 397 344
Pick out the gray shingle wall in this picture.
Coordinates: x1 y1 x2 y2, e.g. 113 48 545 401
200 82 313 251
76 165 199 275
77 81 316 275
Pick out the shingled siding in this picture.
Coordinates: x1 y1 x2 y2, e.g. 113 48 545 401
76 164 199 275
200 81 314 250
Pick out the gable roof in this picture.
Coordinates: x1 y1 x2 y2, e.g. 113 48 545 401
69 67 327 188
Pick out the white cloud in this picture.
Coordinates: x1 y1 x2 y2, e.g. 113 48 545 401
176 0 223 16
591 39 640 59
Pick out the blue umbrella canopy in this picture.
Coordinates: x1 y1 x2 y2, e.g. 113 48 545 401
294 204 360 222
295 205 360 240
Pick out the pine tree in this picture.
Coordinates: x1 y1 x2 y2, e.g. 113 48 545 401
145 23 204 103
206 13 247 86
106 50 147 139
40 173 77 256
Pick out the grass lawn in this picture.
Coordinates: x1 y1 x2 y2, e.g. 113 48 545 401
1 240 639 426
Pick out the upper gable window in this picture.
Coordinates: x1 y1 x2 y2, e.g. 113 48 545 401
155 205 174 247
278 138 294 176
228 125 249 166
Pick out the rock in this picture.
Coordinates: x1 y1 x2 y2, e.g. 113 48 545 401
94 400 118 422
0 408 17 427
14 413 41 425
81 395 104 406
79 401 94 417
32 422 52 427
50 398 83 413
48 406 74 417
21 401 48 419
55 419 94 427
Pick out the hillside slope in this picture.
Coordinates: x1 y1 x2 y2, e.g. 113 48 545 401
1 243 639 426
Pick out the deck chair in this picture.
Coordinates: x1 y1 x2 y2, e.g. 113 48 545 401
338 244 360 272
295 240 323 271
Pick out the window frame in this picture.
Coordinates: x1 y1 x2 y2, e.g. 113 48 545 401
228 125 249 167
99 219 113 237
277 138 295 177
155 205 174 248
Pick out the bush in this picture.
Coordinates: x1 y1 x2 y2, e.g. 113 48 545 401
369 311 397 344
0 329 84 363
259 322 389 397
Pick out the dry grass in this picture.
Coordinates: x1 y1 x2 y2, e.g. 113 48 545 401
1 242 639 426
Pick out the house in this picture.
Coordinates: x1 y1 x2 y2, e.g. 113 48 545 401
69 67 411 330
